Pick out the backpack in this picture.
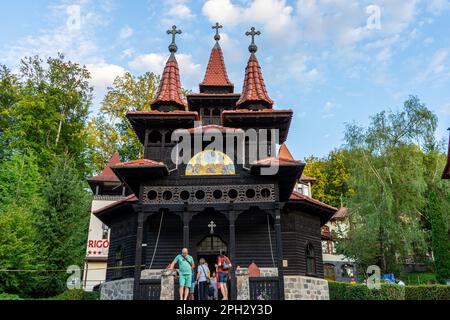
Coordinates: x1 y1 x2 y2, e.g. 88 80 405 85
221 257 230 270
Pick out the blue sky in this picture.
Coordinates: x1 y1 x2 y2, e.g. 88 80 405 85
1 0 450 159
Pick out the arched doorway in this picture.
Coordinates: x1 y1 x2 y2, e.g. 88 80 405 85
196 235 228 270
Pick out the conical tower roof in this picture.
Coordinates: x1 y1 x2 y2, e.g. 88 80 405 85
236 27 273 109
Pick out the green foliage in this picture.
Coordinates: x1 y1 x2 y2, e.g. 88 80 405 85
0 293 22 300
0 55 92 175
328 281 405 300
427 191 450 284
338 96 438 274
47 289 100 300
400 272 437 285
32 155 91 297
303 149 353 208
405 285 450 300
85 72 160 172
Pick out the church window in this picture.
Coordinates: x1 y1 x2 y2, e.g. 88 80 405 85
261 188 271 198
306 243 317 275
246 188 256 199
149 131 162 144
197 236 227 253
228 189 238 199
147 190 158 201
213 190 223 199
162 191 173 201
195 190 206 200
180 190 191 201
341 264 354 278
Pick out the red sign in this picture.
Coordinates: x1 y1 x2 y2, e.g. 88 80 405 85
88 240 110 249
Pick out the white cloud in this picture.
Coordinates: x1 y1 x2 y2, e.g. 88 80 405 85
324 101 335 113
86 62 126 89
119 26 134 40
161 0 195 24
202 0 295 40
202 0 242 26
129 53 201 90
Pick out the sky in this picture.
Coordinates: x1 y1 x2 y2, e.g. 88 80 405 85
1 0 450 159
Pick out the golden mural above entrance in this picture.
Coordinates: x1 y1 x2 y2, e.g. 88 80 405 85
185 150 236 176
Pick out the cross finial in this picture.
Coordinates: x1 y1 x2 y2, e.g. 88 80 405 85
245 27 261 54
212 22 223 42
167 25 182 54
208 221 217 234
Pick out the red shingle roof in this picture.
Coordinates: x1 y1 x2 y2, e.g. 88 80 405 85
236 54 273 108
183 125 241 133
290 190 338 212
200 45 234 89
88 151 121 182
93 194 138 215
113 159 165 168
127 110 199 119
253 144 302 166
151 54 187 110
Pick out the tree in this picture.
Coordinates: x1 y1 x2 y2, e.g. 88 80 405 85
338 96 438 274
85 72 160 171
427 191 450 283
1 55 92 175
0 152 45 296
32 155 91 297
303 149 353 208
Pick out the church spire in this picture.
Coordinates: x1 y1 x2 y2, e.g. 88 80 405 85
443 127 450 179
151 25 187 111
236 27 274 110
199 22 234 94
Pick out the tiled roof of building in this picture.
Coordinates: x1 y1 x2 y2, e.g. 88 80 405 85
236 54 273 108
127 110 199 118
93 194 137 215
253 144 302 166
113 159 166 168
332 207 348 220
200 44 234 89
151 54 187 110
290 190 338 212
183 124 241 133
88 151 121 182
300 174 317 183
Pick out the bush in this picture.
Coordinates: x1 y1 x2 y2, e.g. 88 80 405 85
405 285 450 300
0 293 22 300
328 281 404 300
47 289 100 300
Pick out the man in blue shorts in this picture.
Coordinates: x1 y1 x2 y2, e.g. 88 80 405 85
169 248 195 300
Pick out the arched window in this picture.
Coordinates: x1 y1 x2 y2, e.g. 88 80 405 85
306 243 316 276
324 264 336 281
113 245 124 279
197 236 227 254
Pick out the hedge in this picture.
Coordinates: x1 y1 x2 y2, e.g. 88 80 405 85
328 281 404 300
47 289 100 300
329 281 450 300
0 293 22 300
405 285 450 300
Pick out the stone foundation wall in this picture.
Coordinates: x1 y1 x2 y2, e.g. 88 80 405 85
259 268 278 277
284 276 329 300
141 269 163 280
100 278 134 300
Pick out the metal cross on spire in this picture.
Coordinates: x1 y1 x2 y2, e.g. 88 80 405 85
245 27 261 54
212 22 223 42
167 25 182 54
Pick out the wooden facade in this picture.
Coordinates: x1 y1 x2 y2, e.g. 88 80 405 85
92 25 337 300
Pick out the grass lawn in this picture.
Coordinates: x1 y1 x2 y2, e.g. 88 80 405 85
400 272 437 285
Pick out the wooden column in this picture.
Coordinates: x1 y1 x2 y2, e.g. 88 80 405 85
133 208 145 300
183 212 191 249
274 209 285 300
229 211 237 300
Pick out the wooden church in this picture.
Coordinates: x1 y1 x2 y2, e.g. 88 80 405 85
91 24 338 300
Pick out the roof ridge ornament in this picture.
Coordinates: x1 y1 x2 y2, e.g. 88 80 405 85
245 27 261 54
212 22 223 43
167 25 182 55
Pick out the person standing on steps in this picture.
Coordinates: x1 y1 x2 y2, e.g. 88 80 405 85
217 249 232 300
169 248 195 300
